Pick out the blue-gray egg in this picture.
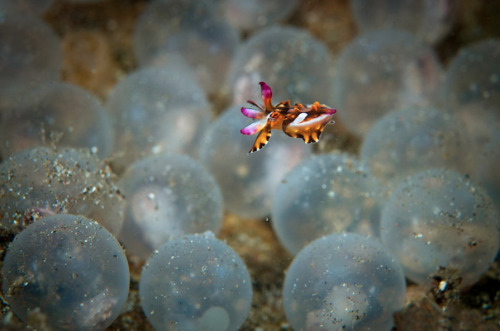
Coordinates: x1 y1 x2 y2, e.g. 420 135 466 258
133 0 239 95
105 64 210 172
360 107 466 187
220 0 299 31
227 26 334 106
380 168 499 287
443 38 500 169
0 15 61 109
118 154 223 261
334 29 442 136
139 231 252 331
350 0 456 43
0 147 125 236
272 152 382 255
283 232 406 331
2 214 129 331
0 82 113 159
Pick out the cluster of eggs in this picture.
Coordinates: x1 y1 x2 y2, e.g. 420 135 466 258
1 0 499 330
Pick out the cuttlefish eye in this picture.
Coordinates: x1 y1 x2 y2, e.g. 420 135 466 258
269 112 280 121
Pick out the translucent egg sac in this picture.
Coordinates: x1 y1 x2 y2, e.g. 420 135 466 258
199 105 311 219
0 15 61 109
139 232 252 331
2 214 130 331
105 64 211 172
133 0 239 95
283 233 406 331
133 0 215 65
220 0 299 31
272 153 382 255
359 107 466 187
334 29 442 137
380 168 499 287
443 39 500 167
227 26 334 105
350 0 456 43
1 0 53 15
0 82 113 159
117 154 223 261
0 147 125 236
474 132 500 213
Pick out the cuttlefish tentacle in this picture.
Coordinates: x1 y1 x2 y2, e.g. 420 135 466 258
240 115 270 135
260 81 274 111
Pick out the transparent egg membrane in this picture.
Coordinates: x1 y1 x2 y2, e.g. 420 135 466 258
0 147 125 236
272 153 382 255
444 39 500 172
380 169 499 287
118 154 223 261
220 0 299 31
0 82 113 159
0 0 53 15
334 29 442 137
360 107 466 188
2 214 129 331
475 132 500 214
283 233 406 331
0 15 61 108
133 0 239 95
105 64 211 172
228 26 335 106
350 0 456 43
139 232 252 331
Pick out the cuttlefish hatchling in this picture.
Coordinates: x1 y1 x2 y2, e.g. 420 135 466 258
240 82 337 153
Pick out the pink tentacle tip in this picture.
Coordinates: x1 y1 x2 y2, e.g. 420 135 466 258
259 81 272 100
240 127 254 135
240 118 267 135
241 107 264 119
326 108 337 115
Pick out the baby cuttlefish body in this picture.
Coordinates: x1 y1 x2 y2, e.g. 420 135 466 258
240 82 337 153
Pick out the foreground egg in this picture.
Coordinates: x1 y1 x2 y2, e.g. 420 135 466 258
139 232 252 331
283 233 406 331
272 153 382 255
2 214 130 331
380 168 499 287
118 154 223 261
0 147 125 236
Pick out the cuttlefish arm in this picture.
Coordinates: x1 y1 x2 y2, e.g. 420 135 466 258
240 81 275 120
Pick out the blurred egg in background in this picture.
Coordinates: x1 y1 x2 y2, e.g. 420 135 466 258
0 0 499 330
